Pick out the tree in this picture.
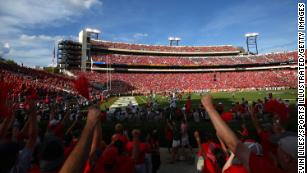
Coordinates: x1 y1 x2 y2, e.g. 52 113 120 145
6 59 17 65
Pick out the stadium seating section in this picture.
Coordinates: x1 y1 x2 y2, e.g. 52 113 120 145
75 69 297 94
0 50 301 96
92 51 297 66
91 40 240 52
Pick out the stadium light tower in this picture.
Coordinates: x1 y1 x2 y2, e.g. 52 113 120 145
174 37 181 46
168 37 174 46
168 37 181 46
245 32 259 55
79 28 101 71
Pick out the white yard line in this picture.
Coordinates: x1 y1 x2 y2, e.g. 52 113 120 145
110 96 138 110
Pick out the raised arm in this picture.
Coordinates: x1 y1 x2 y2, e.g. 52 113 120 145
201 95 250 172
217 133 229 158
89 120 102 159
222 152 235 173
65 120 77 136
59 107 100 173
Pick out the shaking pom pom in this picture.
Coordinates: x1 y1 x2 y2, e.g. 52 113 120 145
74 75 90 100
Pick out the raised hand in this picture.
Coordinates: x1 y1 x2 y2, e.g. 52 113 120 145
86 107 101 126
201 95 214 109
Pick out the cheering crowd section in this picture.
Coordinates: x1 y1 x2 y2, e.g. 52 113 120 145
0 76 299 173
0 61 104 110
91 41 240 53
75 69 297 94
92 51 298 66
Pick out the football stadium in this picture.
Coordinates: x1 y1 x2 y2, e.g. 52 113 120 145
0 1 305 173
57 28 300 110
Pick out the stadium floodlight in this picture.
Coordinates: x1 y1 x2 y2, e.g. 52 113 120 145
245 32 260 55
245 32 259 37
85 28 101 34
169 36 181 46
174 37 181 41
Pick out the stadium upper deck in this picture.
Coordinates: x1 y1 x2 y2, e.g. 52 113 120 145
91 51 297 67
90 40 242 55
57 29 301 72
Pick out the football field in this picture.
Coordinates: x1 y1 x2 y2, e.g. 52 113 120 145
101 89 298 111
134 89 298 110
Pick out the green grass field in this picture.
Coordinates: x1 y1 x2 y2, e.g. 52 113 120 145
134 89 298 111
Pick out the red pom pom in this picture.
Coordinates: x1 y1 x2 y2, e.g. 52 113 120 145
74 75 90 100
221 112 233 122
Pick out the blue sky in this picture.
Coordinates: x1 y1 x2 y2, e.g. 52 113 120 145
0 0 301 66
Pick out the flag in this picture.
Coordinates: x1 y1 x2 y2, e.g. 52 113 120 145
52 45 55 65
74 75 90 100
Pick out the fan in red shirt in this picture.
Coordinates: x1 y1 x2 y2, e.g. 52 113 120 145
185 96 192 115
48 121 64 139
264 97 290 124
238 123 249 142
194 131 224 173
126 129 150 172
111 123 129 146
165 121 173 153
93 142 135 173
48 110 70 139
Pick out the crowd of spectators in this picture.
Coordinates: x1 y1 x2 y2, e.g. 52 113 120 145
76 69 297 94
92 51 298 66
91 40 240 53
0 62 77 108
0 62 74 91
0 84 298 173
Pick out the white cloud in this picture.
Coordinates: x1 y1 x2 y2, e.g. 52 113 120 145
0 42 11 57
4 34 80 66
0 0 102 66
5 34 61 66
0 0 101 30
